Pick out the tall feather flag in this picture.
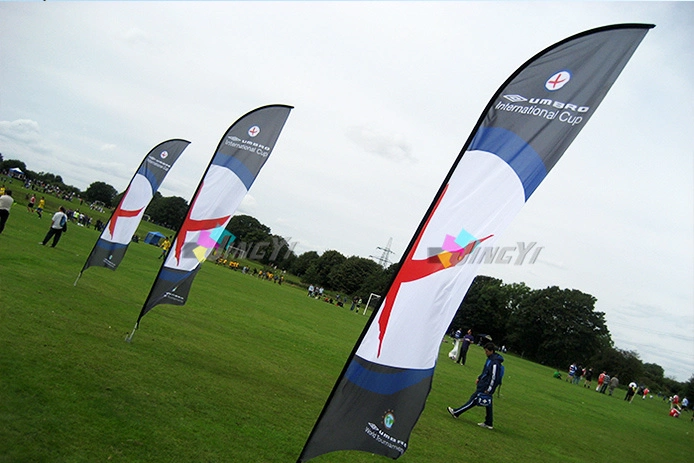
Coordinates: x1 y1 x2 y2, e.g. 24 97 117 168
126 104 292 341
298 24 652 461
75 139 190 285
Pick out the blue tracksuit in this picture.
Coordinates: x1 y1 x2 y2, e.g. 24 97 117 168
450 352 504 426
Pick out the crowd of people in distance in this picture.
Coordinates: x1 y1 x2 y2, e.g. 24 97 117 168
558 363 626 396
306 284 362 309
0 176 107 244
554 362 691 419
213 256 287 285
665 394 690 419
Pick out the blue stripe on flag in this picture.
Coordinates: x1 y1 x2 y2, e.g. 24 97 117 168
136 166 160 192
159 268 193 284
95 239 128 252
212 154 255 190
345 359 435 395
469 126 547 200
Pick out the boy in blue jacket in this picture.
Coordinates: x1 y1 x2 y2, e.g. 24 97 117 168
447 342 504 429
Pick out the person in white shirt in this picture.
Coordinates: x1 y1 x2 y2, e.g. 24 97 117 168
0 189 14 234
40 206 68 247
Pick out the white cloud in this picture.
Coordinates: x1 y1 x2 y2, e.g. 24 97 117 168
0 119 44 146
346 126 416 162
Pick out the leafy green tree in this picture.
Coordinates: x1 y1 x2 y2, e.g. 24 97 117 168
290 251 319 277
83 181 118 207
640 362 665 391
611 349 644 385
586 345 645 386
327 256 382 295
226 214 271 244
449 276 510 342
303 250 346 288
145 195 188 230
252 234 295 267
504 282 532 312
33 171 63 184
226 215 283 264
506 286 609 368
680 375 694 406
274 242 297 270
358 262 398 301
660 376 682 397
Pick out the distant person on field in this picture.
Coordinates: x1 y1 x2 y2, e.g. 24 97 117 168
641 387 649 399
599 373 611 394
449 329 462 360
573 365 583 385
625 382 637 402
607 374 619 396
159 236 172 259
567 363 577 383
36 196 45 219
458 329 475 366
350 296 359 311
447 342 504 430
40 206 68 247
583 368 593 388
27 193 36 213
596 371 606 392
0 189 14 234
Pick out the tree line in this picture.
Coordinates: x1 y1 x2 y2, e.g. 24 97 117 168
4 154 691 398
227 213 692 398
448 275 691 397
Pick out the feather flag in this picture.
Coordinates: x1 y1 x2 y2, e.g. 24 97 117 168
127 105 292 340
298 24 652 461
76 139 190 283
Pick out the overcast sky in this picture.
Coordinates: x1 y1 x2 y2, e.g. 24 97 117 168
1 1 692 382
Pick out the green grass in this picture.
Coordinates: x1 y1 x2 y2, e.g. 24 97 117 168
1 183 692 462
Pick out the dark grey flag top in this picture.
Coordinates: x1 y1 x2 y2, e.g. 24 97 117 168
127 105 292 340
298 24 652 461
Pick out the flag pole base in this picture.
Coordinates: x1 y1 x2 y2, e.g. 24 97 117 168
125 322 139 343
73 272 82 287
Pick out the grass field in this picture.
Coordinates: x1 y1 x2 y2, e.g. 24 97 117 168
1 184 692 462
